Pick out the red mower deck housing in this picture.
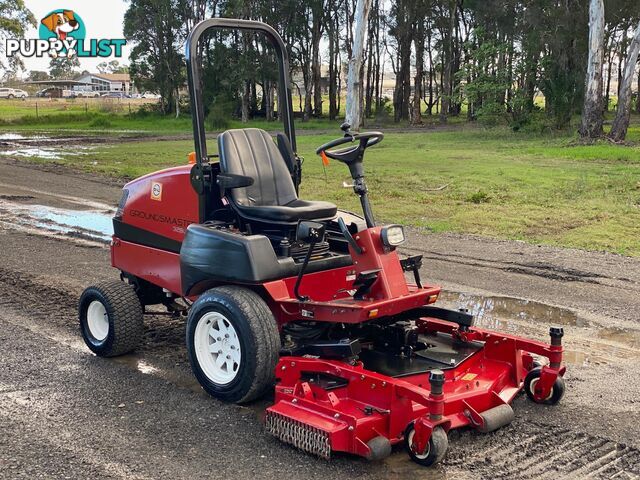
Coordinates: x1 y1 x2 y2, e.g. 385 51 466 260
267 319 565 460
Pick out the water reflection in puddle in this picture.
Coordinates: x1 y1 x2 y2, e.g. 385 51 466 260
3 145 98 160
439 291 585 330
0 199 113 243
136 360 159 375
0 133 43 141
438 290 640 365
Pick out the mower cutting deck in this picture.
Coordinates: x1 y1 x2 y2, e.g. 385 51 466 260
78 18 566 467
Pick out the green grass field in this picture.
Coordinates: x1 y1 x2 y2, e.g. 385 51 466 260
0 97 463 133
5 121 638 257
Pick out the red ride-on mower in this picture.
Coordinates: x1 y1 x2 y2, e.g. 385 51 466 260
78 19 566 466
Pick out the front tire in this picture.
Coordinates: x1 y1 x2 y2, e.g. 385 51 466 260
186 286 280 404
79 281 144 357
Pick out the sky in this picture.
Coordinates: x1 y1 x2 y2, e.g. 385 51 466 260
20 0 132 74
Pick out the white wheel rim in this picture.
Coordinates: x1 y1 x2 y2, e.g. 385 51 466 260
194 311 241 385
530 378 553 401
407 429 430 459
87 300 109 341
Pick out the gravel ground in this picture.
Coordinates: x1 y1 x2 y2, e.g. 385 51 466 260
0 156 638 479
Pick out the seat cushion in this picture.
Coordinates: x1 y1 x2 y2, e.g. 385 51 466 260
218 128 337 223
236 199 337 223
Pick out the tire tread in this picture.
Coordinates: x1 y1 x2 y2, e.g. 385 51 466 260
187 286 280 403
79 280 144 357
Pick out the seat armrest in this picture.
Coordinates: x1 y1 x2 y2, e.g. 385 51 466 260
216 173 254 190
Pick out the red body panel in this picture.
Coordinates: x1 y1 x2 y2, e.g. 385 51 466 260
263 268 439 326
111 238 183 294
120 165 199 243
349 227 410 299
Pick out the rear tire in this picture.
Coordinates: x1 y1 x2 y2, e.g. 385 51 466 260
186 286 280 404
79 281 144 357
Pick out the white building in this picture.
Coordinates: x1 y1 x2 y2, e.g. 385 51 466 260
74 73 135 94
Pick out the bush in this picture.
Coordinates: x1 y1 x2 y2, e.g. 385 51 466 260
206 95 235 130
130 102 162 118
89 116 112 128
476 103 508 127
98 99 119 114
466 190 490 204
374 97 393 123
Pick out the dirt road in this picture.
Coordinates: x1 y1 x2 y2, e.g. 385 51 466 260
0 156 639 479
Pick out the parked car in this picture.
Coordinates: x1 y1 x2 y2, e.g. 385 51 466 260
101 92 131 99
141 92 161 99
36 87 63 98
74 90 101 98
0 87 28 99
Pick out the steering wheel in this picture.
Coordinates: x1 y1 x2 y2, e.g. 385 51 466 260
315 125 383 165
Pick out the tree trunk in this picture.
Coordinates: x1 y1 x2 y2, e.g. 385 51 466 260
426 27 435 115
412 22 425 125
302 63 313 121
328 30 338 120
636 68 640 114
265 80 274 122
440 0 456 123
604 52 613 112
311 12 323 117
241 80 250 123
579 0 605 138
345 0 372 129
609 22 640 142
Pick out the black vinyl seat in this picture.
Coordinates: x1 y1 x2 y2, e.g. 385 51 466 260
218 128 337 223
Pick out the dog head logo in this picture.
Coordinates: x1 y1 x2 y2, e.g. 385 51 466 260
38 9 86 58
40 10 79 41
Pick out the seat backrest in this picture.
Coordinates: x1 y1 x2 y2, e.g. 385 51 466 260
218 128 297 207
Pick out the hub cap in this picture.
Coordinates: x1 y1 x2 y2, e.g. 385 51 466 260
194 312 241 385
86 300 109 341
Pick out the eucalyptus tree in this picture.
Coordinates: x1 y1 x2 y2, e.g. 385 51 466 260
610 21 640 141
0 0 35 74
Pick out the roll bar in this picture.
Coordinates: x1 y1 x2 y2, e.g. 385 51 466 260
185 18 297 166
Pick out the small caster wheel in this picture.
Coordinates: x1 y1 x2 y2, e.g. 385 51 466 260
524 367 565 405
529 358 544 371
404 424 448 467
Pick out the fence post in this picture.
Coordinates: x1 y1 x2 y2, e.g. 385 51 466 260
85 102 88 114
35 102 39 119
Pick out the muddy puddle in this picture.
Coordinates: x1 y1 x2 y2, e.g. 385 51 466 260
0 132 117 161
439 290 640 365
0 133 49 142
0 198 113 244
1 145 99 161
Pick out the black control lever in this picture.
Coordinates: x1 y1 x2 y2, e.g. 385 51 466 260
338 217 362 255
294 221 325 302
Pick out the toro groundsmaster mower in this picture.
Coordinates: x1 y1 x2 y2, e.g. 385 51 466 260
78 18 566 466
